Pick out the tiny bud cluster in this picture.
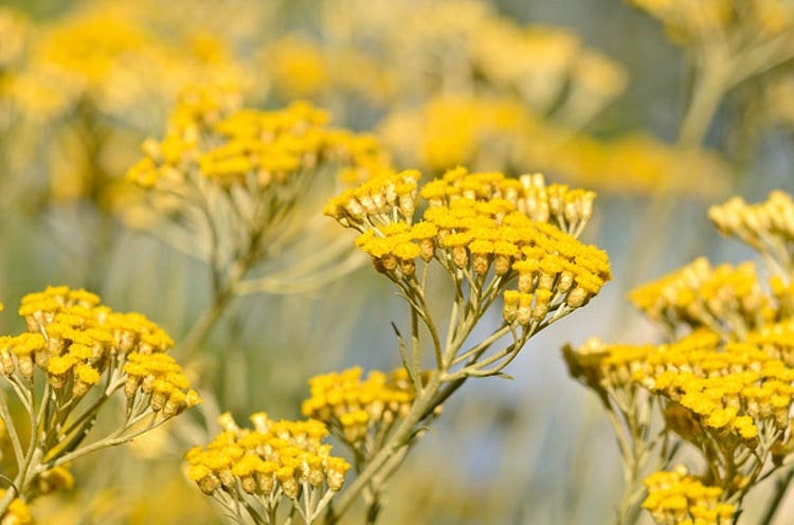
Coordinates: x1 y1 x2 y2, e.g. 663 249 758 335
301 367 415 450
9 286 199 419
326 166 611 331
185 413 350 521
629 257 772 338
642 466 735 525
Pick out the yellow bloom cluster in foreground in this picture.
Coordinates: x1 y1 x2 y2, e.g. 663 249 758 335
642 466 735 525
8 286 198 417
566 190 794 523
302 367 415 449
185 413 350 522
326 167 611 326
569 322 794 444
0 286 198 522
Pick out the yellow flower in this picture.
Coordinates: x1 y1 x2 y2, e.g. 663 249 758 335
642 466 735 525
186 412 350 511
302 367 415 449
0 490 32 524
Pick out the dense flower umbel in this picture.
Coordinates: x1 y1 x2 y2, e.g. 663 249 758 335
125 87 392 300
11 286 198 417
185 413 350 524
301 367 415 452
326 167 611 331
573 327 794 442
642 466 735 525
0 286 198 520
628 257 772 339
709 191 794 275
565 189 794 524
128 92 388 191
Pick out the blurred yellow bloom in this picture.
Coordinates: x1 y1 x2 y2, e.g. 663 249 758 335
643 466 735 525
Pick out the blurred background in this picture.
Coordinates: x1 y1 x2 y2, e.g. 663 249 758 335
1 0 793 523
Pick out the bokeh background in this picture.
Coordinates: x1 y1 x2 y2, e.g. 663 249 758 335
1 0 793 523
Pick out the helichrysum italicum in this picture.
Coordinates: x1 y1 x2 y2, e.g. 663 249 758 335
0 285 199 519
301 367 415 455
642 465 735 525
318 166 610 521
709 190 794 275
628 257 771 339
325 167 610 357
126 86 393 356
565 190 794 523
185 412 350 524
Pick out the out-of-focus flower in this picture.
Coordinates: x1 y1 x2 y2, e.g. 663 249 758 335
630 0 794 48
642 465 735 525
126 89 391 306
380 94 728 197
0 0 259 213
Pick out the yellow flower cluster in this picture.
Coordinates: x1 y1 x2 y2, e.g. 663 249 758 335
262 35 393 105
642 466 735 525
570 323 794 445
301 367 415 449
709 191 794 272
470 23 627 114
327 167 611 325
379 95 538 174
420 169 595 236
185 413 350 519
1 1 250 122
630 0 794 46
0 490 32 525
128 91 389 192
563 337 657 390
544 133 728 197
628 257 771 337
312 0 626 119
8 285 198 417
35 466 74 496
379 95 728 198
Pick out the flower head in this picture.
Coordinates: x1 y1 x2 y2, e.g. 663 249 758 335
186 412 350 517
